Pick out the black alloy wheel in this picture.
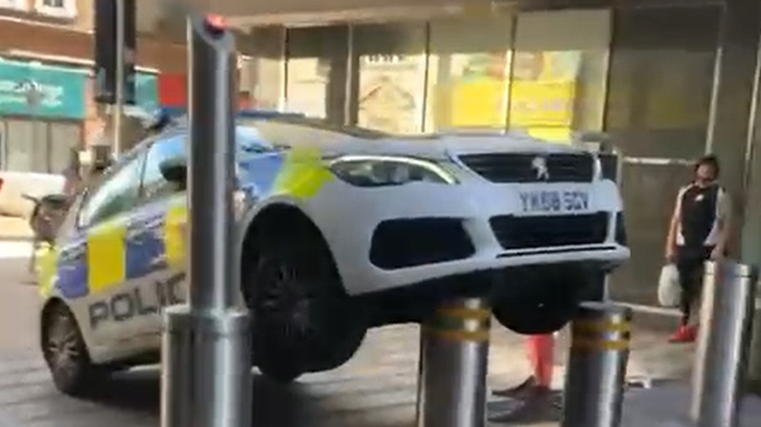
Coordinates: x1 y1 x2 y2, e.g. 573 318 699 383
41 303 106 396
244 229 368 383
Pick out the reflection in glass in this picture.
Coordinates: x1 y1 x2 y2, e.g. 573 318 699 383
354 23 427 134
426 14 514 132
604 7 719 159
242 28 286 112
509 10 611 144
286 26 349 123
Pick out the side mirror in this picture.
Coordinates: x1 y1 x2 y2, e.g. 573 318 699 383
159 157 187 186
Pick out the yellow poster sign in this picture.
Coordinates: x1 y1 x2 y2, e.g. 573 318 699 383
509 80 576 128
448 80 508 128
447 79 576 129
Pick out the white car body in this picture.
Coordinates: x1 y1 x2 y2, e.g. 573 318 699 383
36 116 629 388
263 134 628 296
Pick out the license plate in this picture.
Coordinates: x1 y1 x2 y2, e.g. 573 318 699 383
518 190 590 213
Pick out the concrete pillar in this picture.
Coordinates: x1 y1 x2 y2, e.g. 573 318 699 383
712 0 761 395
705 0 761 255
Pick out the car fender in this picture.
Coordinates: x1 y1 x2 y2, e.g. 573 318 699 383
235 195 314 252
36 243 100 361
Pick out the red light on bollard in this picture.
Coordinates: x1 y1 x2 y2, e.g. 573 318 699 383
204 14 227 33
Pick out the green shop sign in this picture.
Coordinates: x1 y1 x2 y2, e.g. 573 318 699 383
0 59 87 119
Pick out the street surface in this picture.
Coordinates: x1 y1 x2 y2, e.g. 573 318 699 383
0 216 693 427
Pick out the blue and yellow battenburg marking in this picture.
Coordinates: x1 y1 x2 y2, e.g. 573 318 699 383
41 145 333 301
45 207 187 301
87 220 127 294
271 147 333 199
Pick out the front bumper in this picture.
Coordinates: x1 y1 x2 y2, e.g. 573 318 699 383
306 177 628 296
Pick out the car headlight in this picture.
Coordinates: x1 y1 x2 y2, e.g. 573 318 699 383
593 156 603 181
327 155 458 187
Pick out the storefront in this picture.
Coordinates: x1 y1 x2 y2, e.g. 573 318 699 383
236 0 761 308
0 59 87 174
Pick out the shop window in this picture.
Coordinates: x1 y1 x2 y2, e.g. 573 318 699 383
35 0 77 18
241 28 287 112
353 23 427 134
605 7 720 159
3 119 81 173
49 122 82 173
426 14 514 132
286 26 349 123
509 10 611 144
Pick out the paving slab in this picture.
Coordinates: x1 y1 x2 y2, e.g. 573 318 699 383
621 384 761 427
0 322 691 427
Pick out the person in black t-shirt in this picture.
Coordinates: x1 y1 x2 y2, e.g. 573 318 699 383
664 154 731 343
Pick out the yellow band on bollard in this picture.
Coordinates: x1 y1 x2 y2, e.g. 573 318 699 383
435 306 492 321
572 319 631 334
571 337 630 351
425 327 491 342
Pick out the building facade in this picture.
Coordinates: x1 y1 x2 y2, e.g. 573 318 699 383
0 0 186 174
211 0 761 307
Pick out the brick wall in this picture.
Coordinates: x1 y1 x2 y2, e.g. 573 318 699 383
0 19 187 72
0 19 188 146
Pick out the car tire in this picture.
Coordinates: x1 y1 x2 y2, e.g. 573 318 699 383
492 267 598 335
493 297 578 335
41 302 108 396
243 222 368 383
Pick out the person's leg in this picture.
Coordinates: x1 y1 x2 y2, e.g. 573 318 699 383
685 247 713 332
676 259 693 324
527 334 554 388
671 252 700 342
493 333 555 397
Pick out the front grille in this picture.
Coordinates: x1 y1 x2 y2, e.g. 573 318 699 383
490 213 609 250
370 218 475 270
459 153 595 183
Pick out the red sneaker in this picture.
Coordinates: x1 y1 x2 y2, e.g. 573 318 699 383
669 326 693 343
685 325 699 343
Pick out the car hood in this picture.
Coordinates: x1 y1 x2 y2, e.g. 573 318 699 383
317 133 586 161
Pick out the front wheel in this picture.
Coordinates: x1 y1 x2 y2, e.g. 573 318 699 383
41 302 110 396
243 226 368 383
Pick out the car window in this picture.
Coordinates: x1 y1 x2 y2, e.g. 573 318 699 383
141 134 187 201
78 154 145 228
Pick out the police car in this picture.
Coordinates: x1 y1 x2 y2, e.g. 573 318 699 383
36 111 629 396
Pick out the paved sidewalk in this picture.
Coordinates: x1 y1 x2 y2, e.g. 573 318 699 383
0 323 693 427
622 384 761 427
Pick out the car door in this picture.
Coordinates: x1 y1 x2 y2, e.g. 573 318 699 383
122 134 189 341
67 152 146 349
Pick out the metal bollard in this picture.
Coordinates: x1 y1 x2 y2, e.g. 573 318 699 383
561 302 632 427
690 261 758 427
160 12 251 427
416 298 491 427
746 284 761 393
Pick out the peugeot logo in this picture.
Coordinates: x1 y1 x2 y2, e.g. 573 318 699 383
531 156 550 181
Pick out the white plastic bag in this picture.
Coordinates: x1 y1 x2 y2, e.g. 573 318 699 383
658 264 681 307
